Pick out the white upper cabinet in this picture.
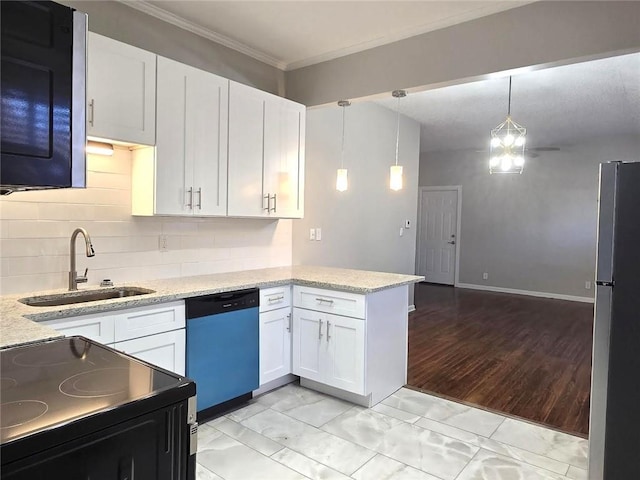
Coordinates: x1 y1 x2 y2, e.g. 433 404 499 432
87 33 156 145
132 57 229 216
228 81 305 218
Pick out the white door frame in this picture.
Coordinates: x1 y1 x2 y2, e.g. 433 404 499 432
416 186 462 286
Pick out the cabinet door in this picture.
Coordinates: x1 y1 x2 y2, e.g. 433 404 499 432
145 57 229 216
87 33 156 145
292 308 325 383
155 57 190 215
259 308 292 385
189 69 229 216
115 329 186 376
264 97 306 218
324 314 365 394
228 81 268 217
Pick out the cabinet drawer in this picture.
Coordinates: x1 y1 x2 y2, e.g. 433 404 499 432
260 285 292 312
293 286 365 319
114 301 185 342
41 313 115 345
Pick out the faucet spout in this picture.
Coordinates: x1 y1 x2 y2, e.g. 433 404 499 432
69 228 95 291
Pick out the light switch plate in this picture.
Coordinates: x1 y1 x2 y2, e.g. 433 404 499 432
316 228 322 241
309 228 316 240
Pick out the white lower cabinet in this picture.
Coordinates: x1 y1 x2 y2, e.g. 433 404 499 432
114 329 185 376
259 308 292 385
292 308 365 395
292 285 409 407
41 301 186 376
258 286 293 388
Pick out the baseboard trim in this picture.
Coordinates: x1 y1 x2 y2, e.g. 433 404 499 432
408 304 416 313
456 283 594 303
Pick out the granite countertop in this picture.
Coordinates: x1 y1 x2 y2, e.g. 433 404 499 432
1 265 423 349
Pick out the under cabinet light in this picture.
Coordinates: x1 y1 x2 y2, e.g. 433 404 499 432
86 140 114 156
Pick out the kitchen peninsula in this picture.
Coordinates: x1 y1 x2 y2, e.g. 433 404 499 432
1 265 422 409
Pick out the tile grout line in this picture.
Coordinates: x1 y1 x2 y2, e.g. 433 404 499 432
453 447 482 480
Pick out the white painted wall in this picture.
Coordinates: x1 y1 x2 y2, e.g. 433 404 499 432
0 148 292 295
292 102 420 301
418 134 640 299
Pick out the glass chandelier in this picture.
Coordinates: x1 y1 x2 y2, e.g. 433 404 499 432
490 76 526 174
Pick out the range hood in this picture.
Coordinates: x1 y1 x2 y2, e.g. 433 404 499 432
0 1 87 196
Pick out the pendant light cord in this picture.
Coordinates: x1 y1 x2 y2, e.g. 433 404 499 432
507 76 512 117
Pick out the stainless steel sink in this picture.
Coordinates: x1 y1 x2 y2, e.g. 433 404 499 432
19 287 155 307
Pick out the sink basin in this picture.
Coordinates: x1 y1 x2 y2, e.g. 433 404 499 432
19 287 155 307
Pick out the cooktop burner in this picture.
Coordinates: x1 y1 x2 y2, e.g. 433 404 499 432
59 367 128 398
1 337 187 447
0 400 48 429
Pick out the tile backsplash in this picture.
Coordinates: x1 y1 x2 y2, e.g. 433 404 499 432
0 147 292 295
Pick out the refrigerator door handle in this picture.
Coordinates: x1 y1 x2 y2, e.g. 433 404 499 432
596 280 615 287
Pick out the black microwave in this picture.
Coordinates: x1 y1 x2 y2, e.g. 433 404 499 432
0 1 87 195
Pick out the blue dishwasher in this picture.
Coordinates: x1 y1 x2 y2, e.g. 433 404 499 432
186 288 259 421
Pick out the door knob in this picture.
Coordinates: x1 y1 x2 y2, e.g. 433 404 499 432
448 240 456 245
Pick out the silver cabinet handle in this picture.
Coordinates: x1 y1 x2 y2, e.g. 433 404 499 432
270 194 277 213
326 320 331 342
263 194 270 211
268 295 285 302
196 188 202 210
318 319 323 339
316 297 334 304
88 99 95 127
286 313 292 332
186 187 193 209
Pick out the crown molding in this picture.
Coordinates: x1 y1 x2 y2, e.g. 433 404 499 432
116 0 287 70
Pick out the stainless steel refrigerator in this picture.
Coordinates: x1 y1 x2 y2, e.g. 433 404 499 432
589 161 640 480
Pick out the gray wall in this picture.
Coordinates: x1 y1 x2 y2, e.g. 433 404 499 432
418 134 640 298
292 103 420 302
61 1 284 94
286 1 640 106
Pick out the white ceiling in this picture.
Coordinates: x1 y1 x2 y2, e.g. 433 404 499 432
124 1 531 70
373 52 640 153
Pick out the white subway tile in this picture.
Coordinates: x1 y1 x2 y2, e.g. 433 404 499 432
0 201 40 220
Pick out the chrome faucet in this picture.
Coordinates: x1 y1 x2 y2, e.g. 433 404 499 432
69 227 95 291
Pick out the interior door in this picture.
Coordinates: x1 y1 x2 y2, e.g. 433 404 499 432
417 188 458 285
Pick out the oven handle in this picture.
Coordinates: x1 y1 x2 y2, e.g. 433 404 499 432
188 396 198 456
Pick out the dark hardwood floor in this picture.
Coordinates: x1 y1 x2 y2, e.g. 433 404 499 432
408 283 594 437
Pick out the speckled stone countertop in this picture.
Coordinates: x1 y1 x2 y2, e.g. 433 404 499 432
1 265 423 349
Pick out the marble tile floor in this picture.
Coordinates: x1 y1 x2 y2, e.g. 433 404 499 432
196 383 589 480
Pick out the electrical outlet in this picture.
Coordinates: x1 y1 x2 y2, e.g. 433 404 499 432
309 228 316 241
316 228 322 241
158 235 168 252
585 281 592 290
482 272 489 280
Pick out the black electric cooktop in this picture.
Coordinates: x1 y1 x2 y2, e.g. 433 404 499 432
1 336 195 461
